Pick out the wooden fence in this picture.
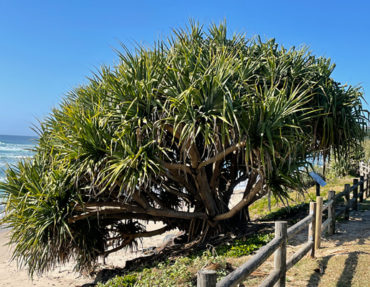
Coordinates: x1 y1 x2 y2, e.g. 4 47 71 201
197 174 369 287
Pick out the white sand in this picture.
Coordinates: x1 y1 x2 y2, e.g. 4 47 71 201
0 223 177 287
0 229 88 287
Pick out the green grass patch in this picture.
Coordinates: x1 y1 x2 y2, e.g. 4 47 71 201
99 274 138 287
249 175 354 220
260 203 308 222
215 233 273 257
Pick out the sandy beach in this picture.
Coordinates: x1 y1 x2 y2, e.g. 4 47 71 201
0 223 178 287
0 188 244 287
0 228 91 287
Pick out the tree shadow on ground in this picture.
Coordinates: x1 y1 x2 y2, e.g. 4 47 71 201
336 252 359 287
307 252 359 287
333 212 368 247
304 199 370 286
306 255 332 287
305 252 360 287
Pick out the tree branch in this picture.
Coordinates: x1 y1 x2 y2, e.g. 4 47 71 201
209 160 222 193
102 238 133 256
163 124 181 140
132 190 150 209
131 225 171 239
198 141 246 169
69 212 165 223
213 178 263 221
163 123 218 216
146 206 207 220
144 190 166 208
164 169 197 196
72 202 207 221
162 184 192 202
161 161 192 175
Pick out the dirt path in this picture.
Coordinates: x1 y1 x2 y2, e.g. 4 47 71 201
287 199 370 287
240 199 370 287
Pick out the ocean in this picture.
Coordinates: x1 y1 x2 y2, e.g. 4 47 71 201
0 135 36 183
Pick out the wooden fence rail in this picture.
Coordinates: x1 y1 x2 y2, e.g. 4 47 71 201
197 172 369 287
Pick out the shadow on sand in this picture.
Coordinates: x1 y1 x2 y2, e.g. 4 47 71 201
304 199 370 287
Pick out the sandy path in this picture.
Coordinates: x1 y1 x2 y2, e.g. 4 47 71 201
0 222 177 287
288 200 370 287
239 199 370 286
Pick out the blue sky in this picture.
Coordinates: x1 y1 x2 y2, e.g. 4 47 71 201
0 0 369 136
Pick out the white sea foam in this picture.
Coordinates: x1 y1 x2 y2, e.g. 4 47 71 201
0 137 35 183
0 145 33 152
0 155 31 159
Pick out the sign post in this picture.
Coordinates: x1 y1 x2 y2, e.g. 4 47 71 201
315 183 319 196
309 172 327 197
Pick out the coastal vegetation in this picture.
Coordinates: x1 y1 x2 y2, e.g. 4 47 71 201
97 175 357 287
0 22 367 275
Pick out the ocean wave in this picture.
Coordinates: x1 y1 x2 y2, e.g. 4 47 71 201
0 145 33 152
0 154 32 159
0 140 33 146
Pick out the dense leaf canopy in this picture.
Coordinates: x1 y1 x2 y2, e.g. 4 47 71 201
0 22 367 275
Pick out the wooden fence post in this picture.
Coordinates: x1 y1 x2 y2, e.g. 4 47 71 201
308 202 316 258
328 191 335 235
197 270 217 287
344 184 350 220
359 176 364 202
315 196 323 250
353 179 358 211
274 221 287 287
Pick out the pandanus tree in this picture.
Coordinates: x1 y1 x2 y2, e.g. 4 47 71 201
0 22 367 274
